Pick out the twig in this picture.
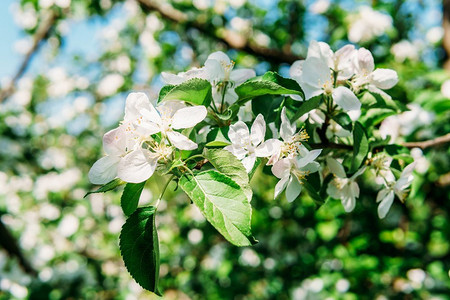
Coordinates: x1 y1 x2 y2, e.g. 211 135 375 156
136 0 303 64
0 10 58 103
402 133 450 149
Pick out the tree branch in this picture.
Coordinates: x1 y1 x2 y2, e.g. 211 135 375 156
0 10 58 103
402 133 450 149
136 0 303 64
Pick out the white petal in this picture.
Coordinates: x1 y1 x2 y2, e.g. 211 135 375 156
332 86 361 111
118 149 157 183
224 144 247 160
350 166 366 180
289 60 304 83
274 176 289 199
280 107 296 141
241 153 256 173
172 106 207 129
286 175 302 202
341 194 356 212
271 158 292 179
301 57 331 87
301 82 324 100
207 51 231 64
307 41 333 67
377 189 395 218
228 121 250 144
167 131 198 150
255 139 283 157
140 105 162 125
370 69 398 90
103 126 126 156
250 114 266 146
349 181 360 199
230 69 256 85
326 180 341 199
297 149 322 168
205 59 225 82
124 92 151 122
326 157 346 178
223 88 239 105
355 48 374 73
88 156 121 185
302 161 320 173
161 72 185 85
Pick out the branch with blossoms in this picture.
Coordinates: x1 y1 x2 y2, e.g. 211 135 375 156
86 42 427 295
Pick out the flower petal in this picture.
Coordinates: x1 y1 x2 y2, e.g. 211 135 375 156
88 156 121 185
172 106 207 129
370 68 398 90
297 149 322 168
280 107 296 141
230 69 256 85
286 175 302 202
332 86 361 111
118 149 157 183
250 114 266 146
167 131 198 150
377 189 395 218
355 48 374 73
228 121 250 145
274 176 289 199
341 194 356 212
289 60 304 83
241 153 256 173
224 144 247 160
272 158 292 179
103 126 126 156
301 57 331 87
255 139 283 157
124 92 151 122
326 157 346 178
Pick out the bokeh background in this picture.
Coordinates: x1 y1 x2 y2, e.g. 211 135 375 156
1 0 450 299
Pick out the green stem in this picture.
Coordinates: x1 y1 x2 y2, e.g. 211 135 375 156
184 154 205 163
155 175 175 208
220 81 229 113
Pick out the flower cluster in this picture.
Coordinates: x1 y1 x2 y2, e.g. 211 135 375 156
89 93 206 184
289 40 398 113
90 42 413 221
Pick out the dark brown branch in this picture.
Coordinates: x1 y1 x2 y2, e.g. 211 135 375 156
0 217 36 276
0 10 58 103
136 0 303 64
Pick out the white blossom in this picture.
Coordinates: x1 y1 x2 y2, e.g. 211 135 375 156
272 149 321 202
348 6 392 43
326 157 366 212
224 114 268 172
352 48 398 95
257 107 310 165
376 162 416 218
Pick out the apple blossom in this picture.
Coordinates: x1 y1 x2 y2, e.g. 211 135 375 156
204 51 255 106
326 157 366 212
257 107 310 165
137 100 207 150
224 114 268 172
299 56 360 111
351 48 398 94
376 162 416 219
272 149 322 202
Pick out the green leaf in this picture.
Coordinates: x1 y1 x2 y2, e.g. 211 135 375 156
120 207 161 296
351 122 369 172
248 158 262 180
121 182 146 216
206 127 230 147
203 148 252 202
158 78 212 106
360 108 396 129
331 112 352 131
235 71 304 102
84 178 125 198
291 95 323 121
179 170 256 246
251 95 283 124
